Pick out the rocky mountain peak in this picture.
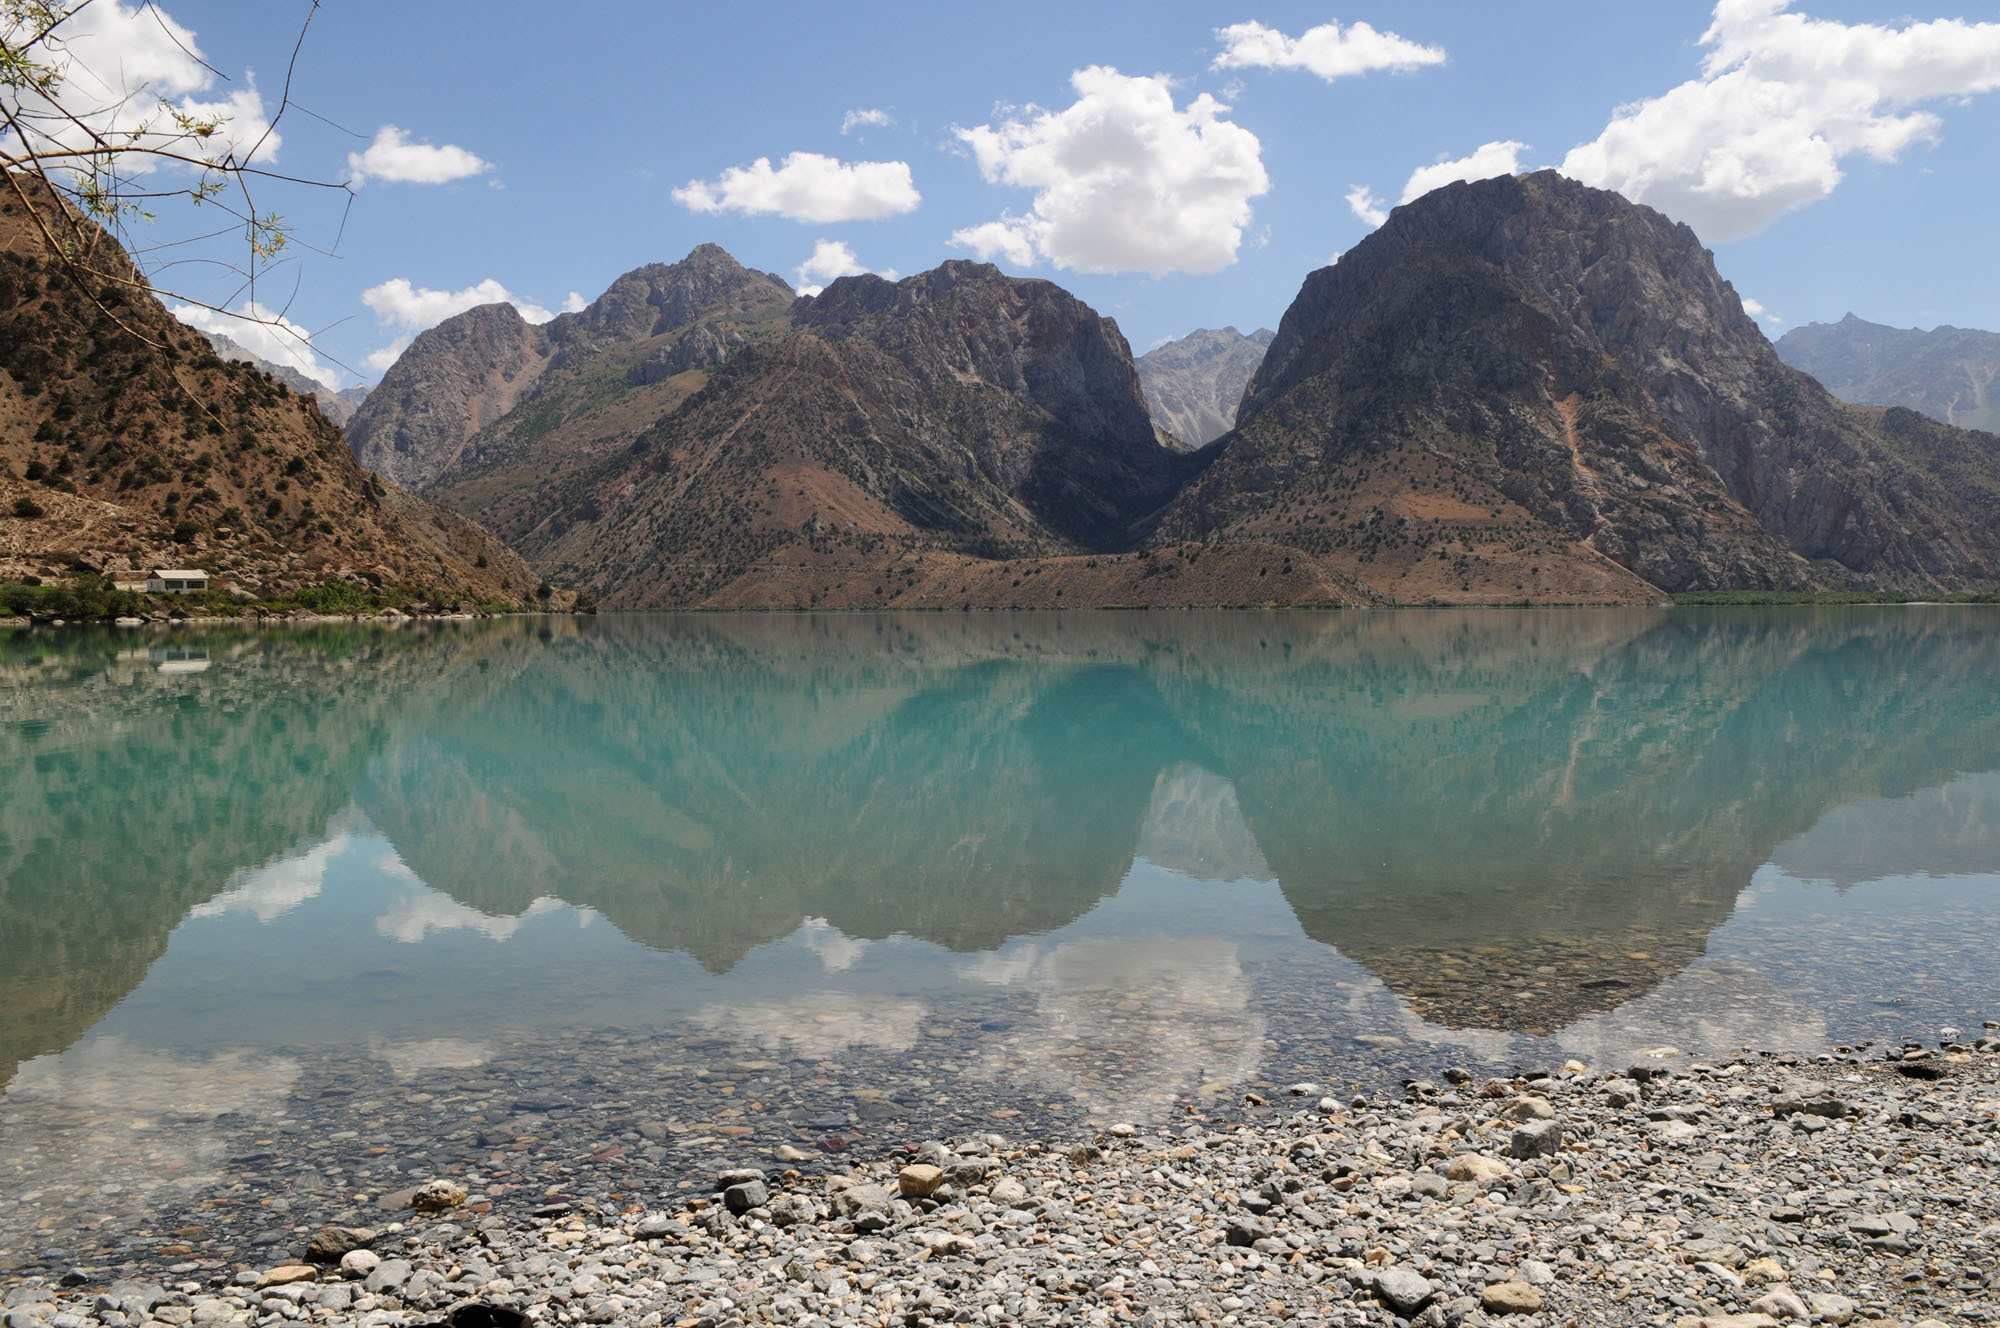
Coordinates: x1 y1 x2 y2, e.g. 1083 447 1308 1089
553 244 792 350
1137 326 1278 446
1173 169 2000 596
1244 170 1765 426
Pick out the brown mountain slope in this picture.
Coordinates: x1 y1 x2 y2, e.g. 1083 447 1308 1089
0 182 540 604
1160 171 2000 598
346 244 796 496
519 262 1242 608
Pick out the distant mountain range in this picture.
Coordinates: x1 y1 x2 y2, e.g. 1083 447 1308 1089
1776 314 2000 435
0 177 542 607
1136 326 1273 446
335 172 2000 609
200 329 372 428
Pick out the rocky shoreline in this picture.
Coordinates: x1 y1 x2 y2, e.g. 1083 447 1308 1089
5 1032 1996 1328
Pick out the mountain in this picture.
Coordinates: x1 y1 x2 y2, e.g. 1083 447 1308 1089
1136 326 1274 446
344 244 796 493
523 261 1202 607
0 180 542 605
198 329 371 427
1776 314 2000 434
1158 170 2000 599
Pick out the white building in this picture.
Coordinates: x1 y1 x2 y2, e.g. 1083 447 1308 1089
146 569 209 594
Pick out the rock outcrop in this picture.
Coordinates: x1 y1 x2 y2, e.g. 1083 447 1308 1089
1162 171 2000 597
1136 326 1274 446
1777 313 2000 434
344 302 554 492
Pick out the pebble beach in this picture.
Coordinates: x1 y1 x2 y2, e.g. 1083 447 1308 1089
5 1031 1997 1328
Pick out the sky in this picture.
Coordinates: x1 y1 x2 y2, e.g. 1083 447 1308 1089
21 1 2000 389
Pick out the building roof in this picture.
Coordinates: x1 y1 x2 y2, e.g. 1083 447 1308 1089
149 569 209 579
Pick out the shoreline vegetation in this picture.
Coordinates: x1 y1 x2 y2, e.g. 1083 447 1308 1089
2 1037 1994 1327
8 582 2000 626
0 574 592 627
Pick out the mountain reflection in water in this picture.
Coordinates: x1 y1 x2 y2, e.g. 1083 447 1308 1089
3 608 1999 1100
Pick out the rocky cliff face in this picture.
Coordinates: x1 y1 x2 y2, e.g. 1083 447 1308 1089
519 262 1198 608
1163 171 2000 597
345 245 796 495
1137 326 1274 446
344 302 553 491
0 183 540 604
1777 314 2000 435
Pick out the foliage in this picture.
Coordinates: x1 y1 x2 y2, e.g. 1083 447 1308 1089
0 0 340 349
1670 589 2000 606
0 572 144 617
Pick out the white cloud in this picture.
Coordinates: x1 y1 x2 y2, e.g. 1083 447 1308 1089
1346 140 1527 231
1561 0 2000 243
792 238 895 296
1211 18 1445 81
375 892 563 944
1401 139 1527 202
0 0 278 172
188 834 347 923
346 125 491 185
671 151 920 222
172 300 341 391
363 335 411 374
1345 185 1389 228
950 66 1270 276
1740 295 1782 325
841 107 895 134
361 276 562 331
950 217 1038 268
560 290 588 313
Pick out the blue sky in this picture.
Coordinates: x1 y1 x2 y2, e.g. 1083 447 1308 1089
52 1 2000 388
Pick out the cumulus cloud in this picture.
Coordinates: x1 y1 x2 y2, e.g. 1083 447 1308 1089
1740 296 1782 326
672 151 920 222
1212 18 1446 81
375 891 564 944
841 107 895 134
950 67 1270 276
1402 140 1527 202
792 238 895 296
1347 140 1527 229
363 335 411 374
171 300 341 391
362 276 566 331
1 0 278 172
346 125 491 185
188 834 347 923
1345 186 1389 228
1561 0 2000 243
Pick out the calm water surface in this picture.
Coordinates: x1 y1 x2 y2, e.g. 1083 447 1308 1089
2 608 1998 1272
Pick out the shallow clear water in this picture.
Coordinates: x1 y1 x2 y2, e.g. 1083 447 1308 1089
2 608 1998 1273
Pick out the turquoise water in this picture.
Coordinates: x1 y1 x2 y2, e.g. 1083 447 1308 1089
2 609 1999 1269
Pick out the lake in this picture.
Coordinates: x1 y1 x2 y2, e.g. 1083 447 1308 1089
2 607 1998 1276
